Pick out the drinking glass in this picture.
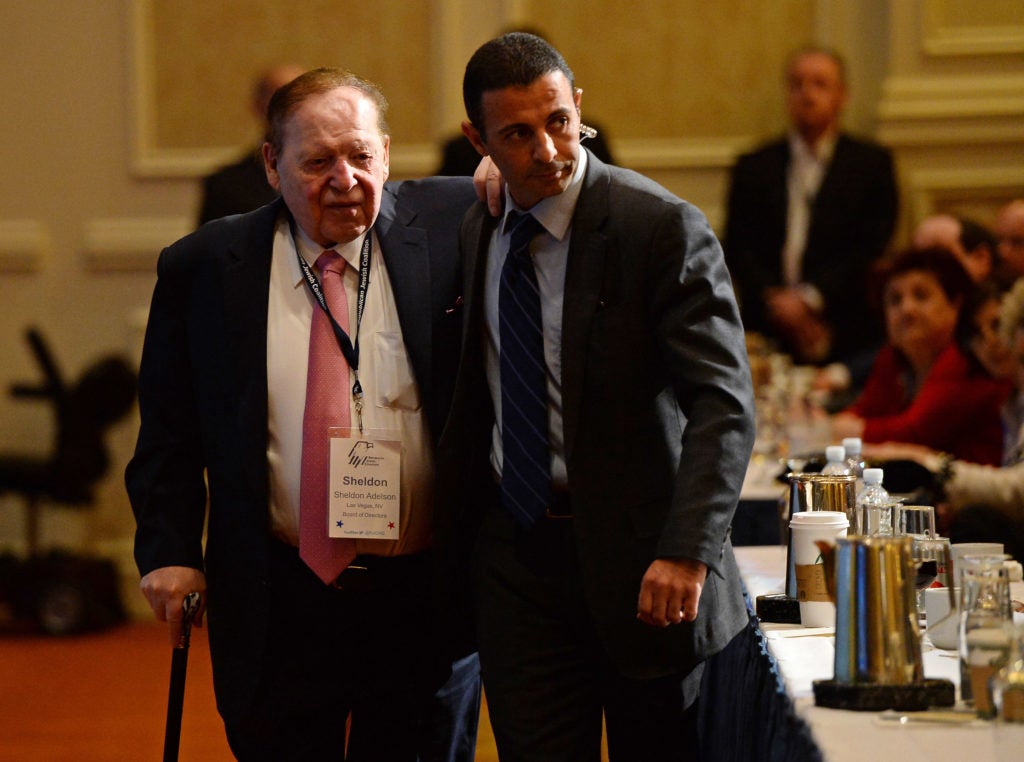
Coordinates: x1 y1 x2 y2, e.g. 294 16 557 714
991 624 1024 723
911 535 950 615
894 504 937 538
958 554 1013 714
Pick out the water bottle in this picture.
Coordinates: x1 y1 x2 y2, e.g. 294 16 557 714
821 445 850 475
855 467 892 535
842 437 865 485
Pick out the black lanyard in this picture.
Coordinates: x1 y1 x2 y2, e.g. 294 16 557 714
295 229 372 431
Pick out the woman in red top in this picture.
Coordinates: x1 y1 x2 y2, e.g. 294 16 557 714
832 246 1011 465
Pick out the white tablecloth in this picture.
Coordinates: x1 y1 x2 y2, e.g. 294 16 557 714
735 545 1024 762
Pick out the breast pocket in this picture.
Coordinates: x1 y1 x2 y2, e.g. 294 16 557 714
372 331 421 411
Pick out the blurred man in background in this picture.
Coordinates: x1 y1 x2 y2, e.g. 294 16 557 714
995 199 1024 282
724 46 898 367
913 213 1000 286
197 63 304 226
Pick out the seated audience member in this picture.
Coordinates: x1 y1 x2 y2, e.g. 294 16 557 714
832 246 1010 465
865 277 1024 561
995 198 1024 281
197 64 304 226
958 279 1016 383
818 219 1011 409
912 213 1000 286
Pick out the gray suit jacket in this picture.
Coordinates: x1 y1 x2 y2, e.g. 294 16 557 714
436 152 755 678
128 177 476 724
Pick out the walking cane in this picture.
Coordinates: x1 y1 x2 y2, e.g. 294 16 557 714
163 591 202 762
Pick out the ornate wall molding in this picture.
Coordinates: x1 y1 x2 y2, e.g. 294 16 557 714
880 74 1024 119
903 166 1024 223
0 220 49 273
878 74 1024 147
616 137 754 172
922 7 1024 57
83 217 192 272
128 0 443 180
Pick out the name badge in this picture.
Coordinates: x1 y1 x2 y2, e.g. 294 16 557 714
327 428 401 540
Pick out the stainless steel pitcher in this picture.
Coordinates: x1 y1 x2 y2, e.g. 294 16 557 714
828 535 924 685
784 473 858 597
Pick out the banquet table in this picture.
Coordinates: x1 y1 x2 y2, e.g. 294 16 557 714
731 545 1024 762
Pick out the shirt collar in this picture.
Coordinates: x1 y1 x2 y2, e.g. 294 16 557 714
501 148 588 242
287 219 369 287
788 129 838 164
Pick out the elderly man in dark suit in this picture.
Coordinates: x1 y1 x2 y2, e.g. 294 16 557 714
436 33 755 761
724 46 898 366
128 69 479 761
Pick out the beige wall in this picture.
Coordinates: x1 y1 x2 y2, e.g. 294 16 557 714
1 0 1022 614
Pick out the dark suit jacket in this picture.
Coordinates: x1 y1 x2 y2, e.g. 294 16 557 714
197 149 279 227
436 152 755 678
723 133 898 362
127 177 476 724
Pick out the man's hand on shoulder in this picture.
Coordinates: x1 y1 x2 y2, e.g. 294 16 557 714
140 566 207 646
636 557 707 627
473 155 505 217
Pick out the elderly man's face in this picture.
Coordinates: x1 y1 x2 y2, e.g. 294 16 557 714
462 71 581 210
263 86 389 248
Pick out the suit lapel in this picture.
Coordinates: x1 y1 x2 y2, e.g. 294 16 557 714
561 157 610 464
222 201 280 485
443 203 497 447
461 206 495 350
814 134 849 201
769 141 791 253
375 194 434 403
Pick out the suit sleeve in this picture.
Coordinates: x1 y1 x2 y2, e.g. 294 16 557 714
126 246 209 576
651 201 756 575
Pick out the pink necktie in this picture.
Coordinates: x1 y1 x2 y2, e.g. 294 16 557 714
299 250 358 583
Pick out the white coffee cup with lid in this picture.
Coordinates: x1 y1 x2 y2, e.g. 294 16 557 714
790 511 849 627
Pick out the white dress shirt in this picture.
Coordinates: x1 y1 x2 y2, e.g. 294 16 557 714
266 214 433 556
483 149 588 491
781 130 836 291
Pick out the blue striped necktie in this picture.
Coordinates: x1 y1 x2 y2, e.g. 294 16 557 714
499 212 551 527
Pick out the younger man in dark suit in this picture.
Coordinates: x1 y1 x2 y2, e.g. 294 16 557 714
436 32 755 761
